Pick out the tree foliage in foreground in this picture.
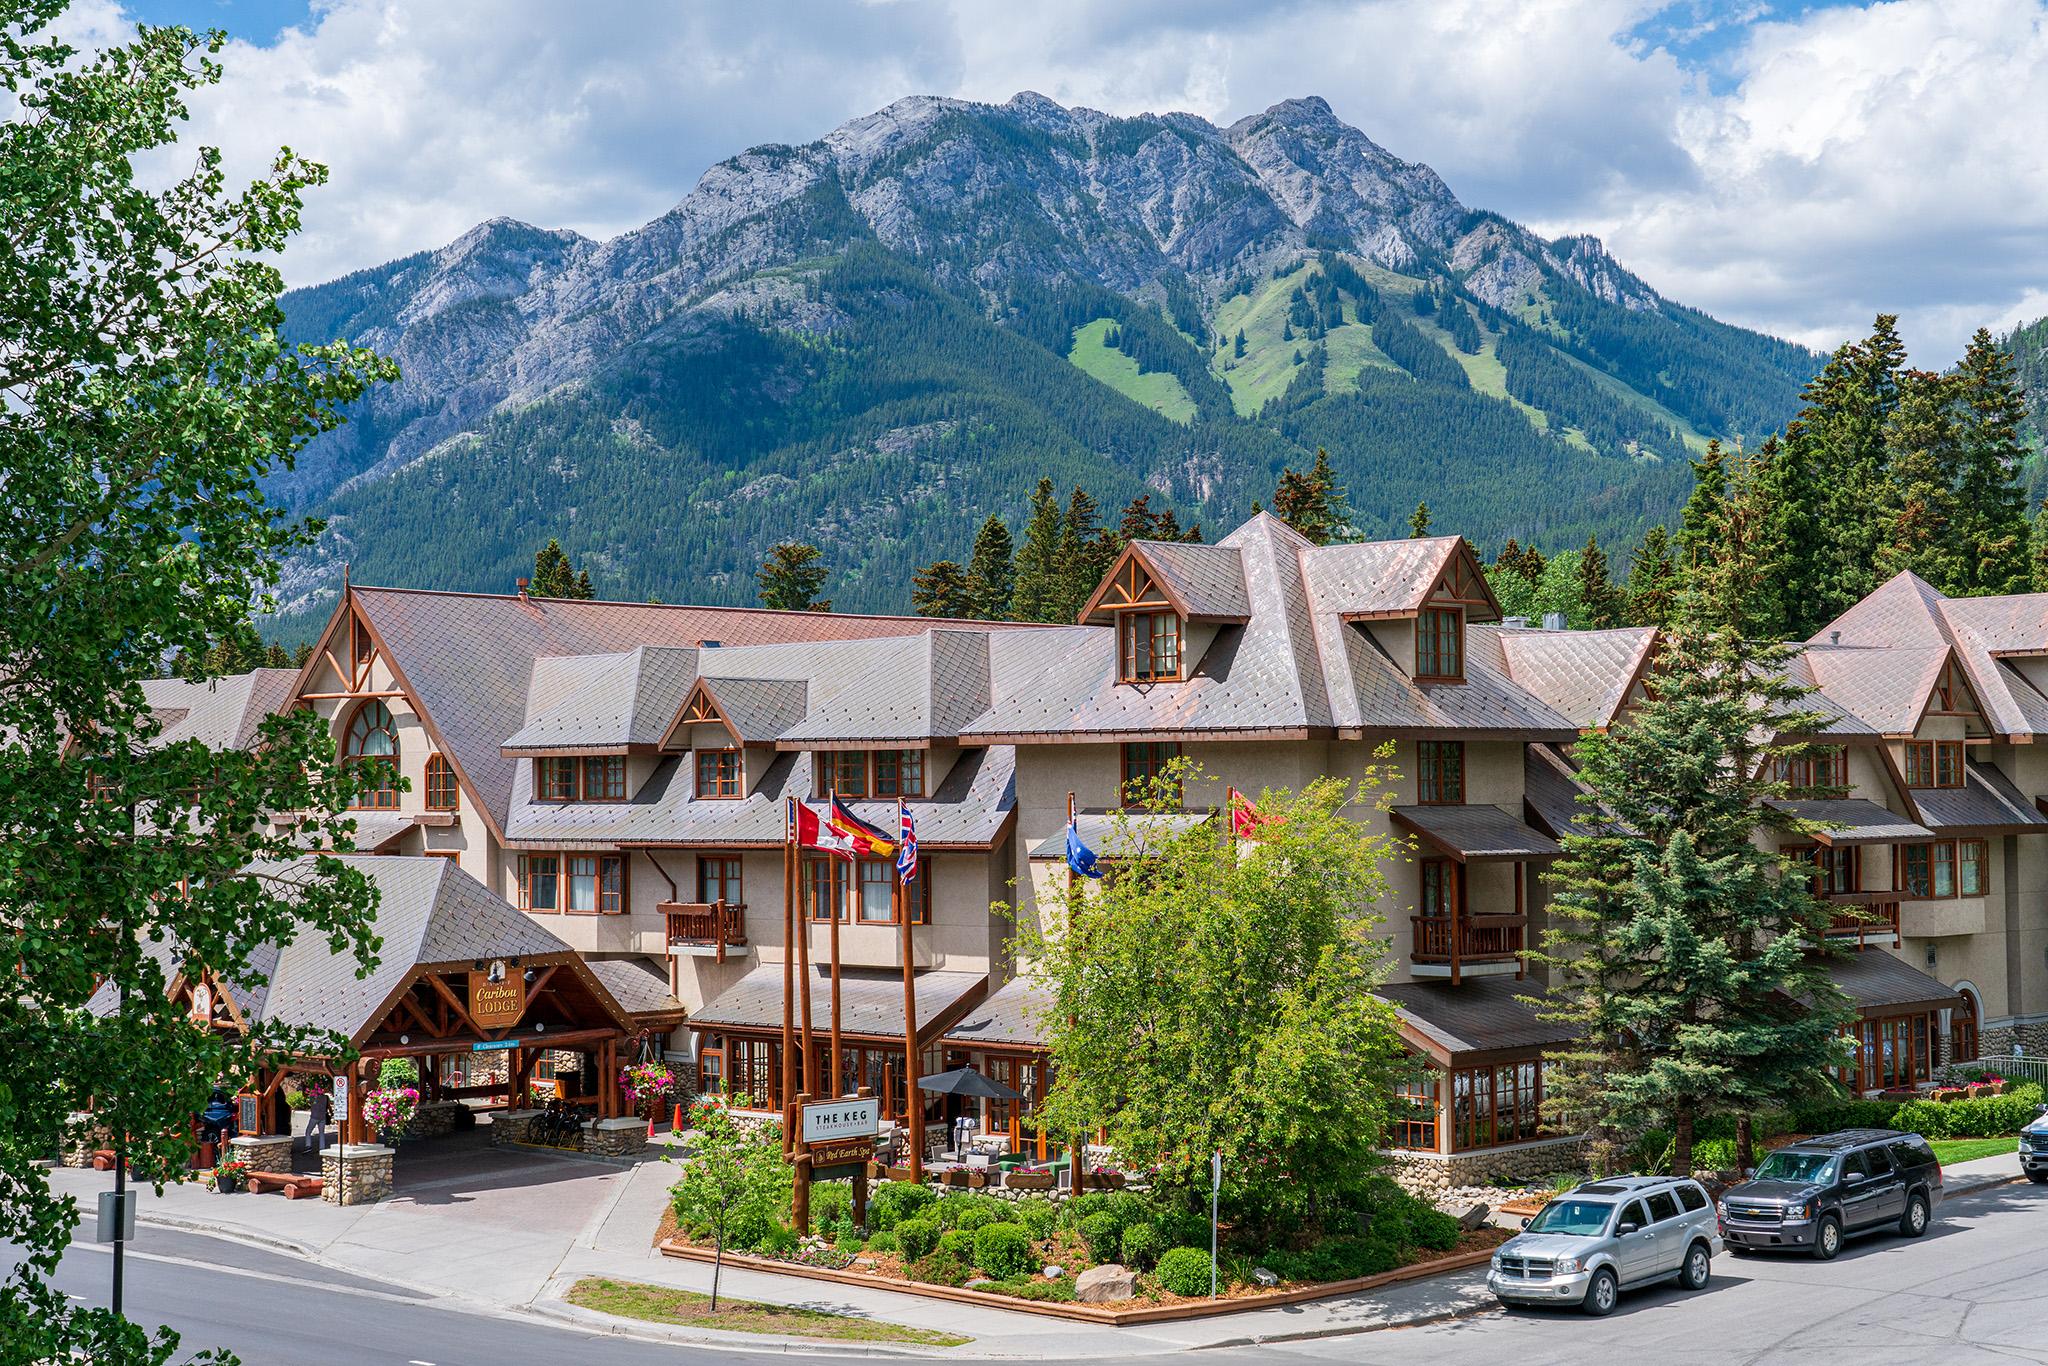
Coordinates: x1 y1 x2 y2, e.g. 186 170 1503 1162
1015 762 1410 1232
0 9 393 1362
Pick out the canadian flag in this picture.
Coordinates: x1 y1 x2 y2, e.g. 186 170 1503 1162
794 799 855 860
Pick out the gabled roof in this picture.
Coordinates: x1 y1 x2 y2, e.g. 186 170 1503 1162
1763 798 1933 846
1375 976 1575 1066
341 585 1036 833
775 630 996 746
677 676 812 745
1798 644 1956 736
1079 540 1251 624
1825 948 1963 1016
1392 804 1560 861
1494 626 1657 729
1299 535 1499 622
1524 743 1604 840
140 669 298 752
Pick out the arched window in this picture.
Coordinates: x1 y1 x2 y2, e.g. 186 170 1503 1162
424 753 459 811
343 700 401 810
1950 987 1980 1065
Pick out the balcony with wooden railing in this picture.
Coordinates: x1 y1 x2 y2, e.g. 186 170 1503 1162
1823 892 1901 948
661 901 748 962
1410 913 1526 984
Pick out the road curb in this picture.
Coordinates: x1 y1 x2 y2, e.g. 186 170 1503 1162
136 1212 322 1262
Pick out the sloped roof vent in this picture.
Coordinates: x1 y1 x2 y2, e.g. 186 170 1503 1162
1541 612 1567 631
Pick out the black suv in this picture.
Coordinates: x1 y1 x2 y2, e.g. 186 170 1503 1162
1717 1129 1942 1259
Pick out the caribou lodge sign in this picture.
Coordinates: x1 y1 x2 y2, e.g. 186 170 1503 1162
468 961 526 1029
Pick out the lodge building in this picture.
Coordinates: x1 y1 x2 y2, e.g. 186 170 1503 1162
147 511 2048 1187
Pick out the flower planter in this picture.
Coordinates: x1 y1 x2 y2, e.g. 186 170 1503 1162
1004 1168 1057 1191
216 1175 241 1194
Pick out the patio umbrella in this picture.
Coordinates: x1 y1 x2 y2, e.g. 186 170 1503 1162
915 1065 1024 1101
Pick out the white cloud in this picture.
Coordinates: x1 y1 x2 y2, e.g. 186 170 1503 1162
77 0 2048 362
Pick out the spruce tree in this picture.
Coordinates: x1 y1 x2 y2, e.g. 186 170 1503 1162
1625 525 1678 630
756 542 831 612
1010 478 1066 623
2032 503 2048 593
1271 447 1345 546
1875 369 1965 590
910 560 974 618
1576 534 1622 628
1056 486 1114 621
530 537 596 599
1408 501 1432 538
1676 440 1728 572
262 643 292 669
1538 606 1853 1176
964 514 1015 619
1949 328 2032 595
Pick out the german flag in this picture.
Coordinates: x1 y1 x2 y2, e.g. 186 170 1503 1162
828 796 897 859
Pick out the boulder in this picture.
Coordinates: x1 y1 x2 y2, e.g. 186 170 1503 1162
1075 1264 1138 1303
1251 1267 1280 1288
1042 1265 1064 1279
1437 1199 1490 1231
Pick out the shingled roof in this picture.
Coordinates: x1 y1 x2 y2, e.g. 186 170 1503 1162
502 646 699 754
943 973 1055 1050
140 669 298 752
691 964 985 1040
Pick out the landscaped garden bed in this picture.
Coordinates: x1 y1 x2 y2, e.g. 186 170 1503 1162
565 1276 971 1346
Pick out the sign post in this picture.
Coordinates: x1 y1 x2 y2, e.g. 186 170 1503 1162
332 1073 351 1207
1210 1150 1222 1299
796 1094 881 1232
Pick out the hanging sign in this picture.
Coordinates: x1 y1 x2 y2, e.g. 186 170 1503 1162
188 982 214 1026
235 1093 260 1136
469 961 526 1029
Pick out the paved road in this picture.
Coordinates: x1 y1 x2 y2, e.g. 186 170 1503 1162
38 1178 2048 1365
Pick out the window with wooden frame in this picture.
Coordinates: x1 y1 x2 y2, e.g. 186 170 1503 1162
1118 610 1183 683
1120 741 1182 807
1896 838 1986 898
873 749 925 798
1449 1060 1549 1151
820 750 868 797
342 700 401 809
1790 843 1860 895
518 852 623 913
1772 746 1848 791
696 748 741 798
1415 606 1464 681
697 856 742 905
1417 740 1465 804
814 750 925 799
534 755 626 802
1904 739 1965 788
1419 857 1462 918
802 853 928 923
1391 1059 1440 1151
424 753 459 811
1951 991 1979 1064
1839 1012 1932 1092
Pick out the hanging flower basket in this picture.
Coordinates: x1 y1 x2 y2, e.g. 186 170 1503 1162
363 1085 419 1142
619 1061 678 1118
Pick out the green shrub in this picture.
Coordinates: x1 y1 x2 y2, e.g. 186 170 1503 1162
1078 1211 1123 1262
938 1191 1004 1229
1260 1249 1314 1283
760 1225 799 1256
937 1228 976 1262
953 1204 1000 1233
1068 1192 1114 1224
1786 1097 1899 1133
974 1222 1034 1279
908 1249 970 1286
1892 1083 2044 1139
1407 1207 1461 1253
1119 1223 1162 1270
1014 1197 1058 1240
867 1181 935 1232
1152 1209 1208 1251
984 1276 1076 1302
809 1183 852 1226
897 1214 942 1262
1322 1235 1401 1278
865 1230 899 1253
1104 1191 1152 1227
1690 1137 1738 1171
1155 1246 1215 1298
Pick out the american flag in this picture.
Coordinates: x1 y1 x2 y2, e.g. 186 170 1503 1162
896 803 918 881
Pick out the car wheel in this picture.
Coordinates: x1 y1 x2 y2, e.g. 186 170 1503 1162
1899 1192 1930 1238
1680 1241 1711 1291
1581 1267 1619 1317
1812 1214 1842 1261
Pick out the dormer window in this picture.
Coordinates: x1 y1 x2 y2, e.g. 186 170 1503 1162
1904 740 1964 789
535 754 625 802
1120 610 1182 683
1416 607 1463 682
696 749 741 799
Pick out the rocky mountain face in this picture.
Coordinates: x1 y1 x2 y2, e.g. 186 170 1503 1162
271 92 1818 623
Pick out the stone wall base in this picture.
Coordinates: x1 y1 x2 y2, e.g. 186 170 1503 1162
584 1117 650 1157
320 1143 394 1205
407 1100 467 1142
229 1135 294 1175
1976 1021 2048 1063
1383 1136 1587 1198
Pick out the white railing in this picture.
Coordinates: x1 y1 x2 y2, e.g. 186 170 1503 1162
1951 1055 2048 1088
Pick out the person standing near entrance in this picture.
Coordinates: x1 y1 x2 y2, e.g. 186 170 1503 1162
306 1085 332 1154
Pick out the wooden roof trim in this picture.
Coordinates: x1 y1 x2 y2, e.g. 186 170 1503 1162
659 677 741 752
777 738 935 752
1076 544 1185 625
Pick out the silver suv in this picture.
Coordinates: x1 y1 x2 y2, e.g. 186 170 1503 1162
1489 1175 1723 1316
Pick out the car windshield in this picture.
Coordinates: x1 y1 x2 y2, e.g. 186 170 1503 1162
1754 1150 1838 1183
1526 1199 1615 1237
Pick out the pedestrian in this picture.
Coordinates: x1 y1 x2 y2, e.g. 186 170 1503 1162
307 1084 332 1154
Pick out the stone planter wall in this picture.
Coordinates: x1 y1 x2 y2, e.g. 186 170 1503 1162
407 1100 467 1142
491 1109 543 1146
584 1117 650 1157
320 1143 394 1205
1382 1135 1587 1198
229 1134 294 1175
59 1112 110 1168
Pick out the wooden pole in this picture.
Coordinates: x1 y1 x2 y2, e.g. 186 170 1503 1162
829 787 844 1098
899 797 922 1183
783 797 797 1155
792 1090 812 1235
797 803 817 1099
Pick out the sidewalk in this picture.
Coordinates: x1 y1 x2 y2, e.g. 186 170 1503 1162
69 1140 2019 1356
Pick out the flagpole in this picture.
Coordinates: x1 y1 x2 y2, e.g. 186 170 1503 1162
829 784 844 1099
797 799 817 1098
898 797 922 1184
782 795 796 1156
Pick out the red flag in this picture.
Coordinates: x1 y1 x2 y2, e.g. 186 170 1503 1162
795 800 856 860
1228 787 1275 841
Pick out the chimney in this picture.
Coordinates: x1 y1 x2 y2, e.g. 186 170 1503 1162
515 577 529 600
1541 611 1567 631
1830 630 1841 645
1502 616 1531 629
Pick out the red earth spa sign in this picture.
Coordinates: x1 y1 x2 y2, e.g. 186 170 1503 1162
801 1096 880 1181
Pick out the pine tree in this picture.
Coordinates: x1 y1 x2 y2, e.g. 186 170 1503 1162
756 542 831 612
2032 503 2048 593
1233 330 1246 359
1876 369 1966 590
263 643 292 668
530 537 596 599
910 560 974 618
1010 478 1066 623
1676 440 1729 572
1537 613 1854 1176
1055 486 1114 621
1623 525 1677 630
1576 533 1623 628
1271 447 1346 546
964 514 1015 619
292 641 314 669
1949 328 2032 595
1408 501 1432 538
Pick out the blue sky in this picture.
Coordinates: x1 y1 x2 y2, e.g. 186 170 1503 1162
68 0 2048 361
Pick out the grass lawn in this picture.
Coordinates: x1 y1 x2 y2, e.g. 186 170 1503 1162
1929 1136 2018 1166
567 1277 972 1347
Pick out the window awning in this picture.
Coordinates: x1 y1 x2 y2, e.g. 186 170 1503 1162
1915 763 2048 835
1825 948 1964 1017
1025 810 1211 859
1374 977 1575 1067
1391 804 1560 862
1764 798 1933 846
